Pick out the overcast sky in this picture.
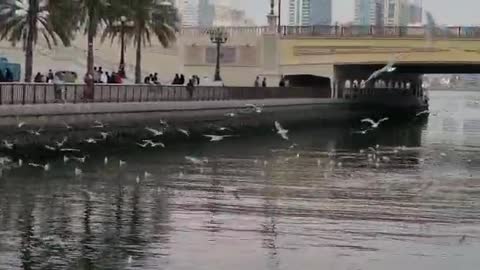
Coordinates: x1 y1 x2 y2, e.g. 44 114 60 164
230 0 480 26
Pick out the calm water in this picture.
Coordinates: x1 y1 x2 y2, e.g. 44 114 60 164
1 91 480 270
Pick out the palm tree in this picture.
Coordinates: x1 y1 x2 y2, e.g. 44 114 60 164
0 0 72 82
103 0 179 83
73 0 112 97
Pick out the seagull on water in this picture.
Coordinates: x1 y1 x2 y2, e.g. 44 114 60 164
274 121 289 140
365 57 398 84
3 140 14 150
60 148 81 153
18 159 23 167
203 135 233 142
159 119 169 127
361 117 389 129
28 163 50 171
144 171 153 178
44 145 57 151
136 176 141 184
145 127 164 137
119 160 127 167
177 128 190 137
416 110 430 117
27 129 42 136
84 138 98 144
185 156 208 165
224 112 236 118
92 120 106 129
245 103 264 113
104 157 109 165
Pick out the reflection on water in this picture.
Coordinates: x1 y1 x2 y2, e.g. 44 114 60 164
1 91 480 270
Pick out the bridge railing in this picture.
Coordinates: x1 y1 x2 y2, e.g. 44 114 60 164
180 25 480 39
0 83 330 105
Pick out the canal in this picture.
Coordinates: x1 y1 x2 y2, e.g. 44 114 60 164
0 90 479 270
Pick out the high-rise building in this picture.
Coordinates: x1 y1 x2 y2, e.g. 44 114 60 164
408 0 422 25
384 0 410 26
198 0 215 26
178 0 199 27
288 0 332 26
354 0 384 26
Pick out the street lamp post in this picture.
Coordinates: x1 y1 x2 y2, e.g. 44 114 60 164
209 28 228 82
118 15 127 78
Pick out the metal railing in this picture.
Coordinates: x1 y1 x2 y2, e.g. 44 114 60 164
180 25 480 39
0 83 330 105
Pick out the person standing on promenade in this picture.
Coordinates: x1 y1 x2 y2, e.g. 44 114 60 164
254 76 260 87
179 74 185 85
47 69 54 83
186 79 195 99
262 77 267 87
5 68 13 82
279 75 286 87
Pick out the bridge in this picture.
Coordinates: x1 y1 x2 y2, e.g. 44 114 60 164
179 25 480 90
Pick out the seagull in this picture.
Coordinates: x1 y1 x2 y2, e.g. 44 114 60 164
54 137 68 148
27 129 42 136
361 118 389 128
63 156 70 163
185 156 208 165
44 145 57 151
136 176 140 184
3 140 14 150
274 121 289 140
136 142 150 148
177 128 190 137
119 160 127 167
365 57 398 84
127 256 133 264
28 163 50 171
141 140 165 148
150 141 165 148
224 112 236 117
84 138 98 144
352 129 369 135
92 120 106 128
71 156 87 163
60 148 81 153
217 127 232 132
159 119 169 127
144 171 153 178
99 132 111 140
63 122 73 130
203 135 233 142
75 168 83 176
245 103 264 113
104 157 109 165
416 110 430 117
18 159 23 167
145 127 164 137
18 122 26 128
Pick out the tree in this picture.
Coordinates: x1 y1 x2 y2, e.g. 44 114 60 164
74 0 111 97
103 0 179 83
0 0 71 82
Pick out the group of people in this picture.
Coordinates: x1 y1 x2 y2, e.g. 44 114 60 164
34 69 55 83
143 73 161 84
94 66 123 84
254 75 287 87
0 68 15 82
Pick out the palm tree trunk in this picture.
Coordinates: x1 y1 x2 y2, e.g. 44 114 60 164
135 29 142 84
85 6 95 99
24 0 37 82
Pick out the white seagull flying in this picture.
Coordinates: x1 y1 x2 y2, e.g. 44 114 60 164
361 117 389 128
274 121 289 140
